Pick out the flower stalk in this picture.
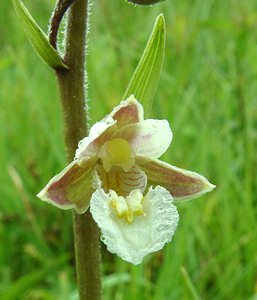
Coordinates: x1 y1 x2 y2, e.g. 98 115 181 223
49 0 78 50
55 0 102 299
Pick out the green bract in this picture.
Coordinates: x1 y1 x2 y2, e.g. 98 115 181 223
12 0 67 69
123 14 165 116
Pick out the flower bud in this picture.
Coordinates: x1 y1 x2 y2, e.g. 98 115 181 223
127 0 165 6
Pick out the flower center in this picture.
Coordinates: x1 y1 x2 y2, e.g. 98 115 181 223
109 190 145 224
99 138 135 172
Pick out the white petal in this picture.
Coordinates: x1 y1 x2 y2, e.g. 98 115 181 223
75 117 116 164
112 119 173 159
90 186 179 265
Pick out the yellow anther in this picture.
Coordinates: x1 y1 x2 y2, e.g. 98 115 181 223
99 138 135 172
109 190 145 224
126 190 144 216
110 191 128 218
126 210 134 224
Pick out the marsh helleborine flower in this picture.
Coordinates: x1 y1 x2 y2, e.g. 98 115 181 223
38 95 215 265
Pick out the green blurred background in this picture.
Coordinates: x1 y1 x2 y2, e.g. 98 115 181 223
1 0 257 299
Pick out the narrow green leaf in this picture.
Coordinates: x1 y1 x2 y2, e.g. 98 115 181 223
123 14 166 115
12 0 67 69
1 255 69 300
181 267 201 300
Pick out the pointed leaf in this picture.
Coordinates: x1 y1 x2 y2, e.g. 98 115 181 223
12 0 67 69
123 14 166 115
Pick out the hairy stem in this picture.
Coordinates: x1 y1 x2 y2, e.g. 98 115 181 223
49 0 78 49
54 0 102 299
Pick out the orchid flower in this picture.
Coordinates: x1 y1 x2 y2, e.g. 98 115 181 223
38 95 215 265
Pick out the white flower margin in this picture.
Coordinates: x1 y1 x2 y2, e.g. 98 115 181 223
90 185 179 265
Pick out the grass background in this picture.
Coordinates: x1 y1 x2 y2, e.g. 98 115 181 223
1 0 257 299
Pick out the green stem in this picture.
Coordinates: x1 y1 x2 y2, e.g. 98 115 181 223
55 0 102 299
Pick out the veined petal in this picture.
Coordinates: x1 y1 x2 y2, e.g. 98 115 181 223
37 157 97 214
75 117 117 165
109 95 144 127
137 157 215 201
94 164 147 197
90 186 179 265
119 166 147 195
113 119 172 158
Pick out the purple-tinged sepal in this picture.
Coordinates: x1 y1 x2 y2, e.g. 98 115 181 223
37 157 98 213
137 157 215 201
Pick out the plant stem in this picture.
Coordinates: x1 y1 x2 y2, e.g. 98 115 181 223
49 0 78 49
55 0 102 299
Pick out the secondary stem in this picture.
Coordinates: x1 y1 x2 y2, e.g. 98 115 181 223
49 0 78 49
55 0 102 299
